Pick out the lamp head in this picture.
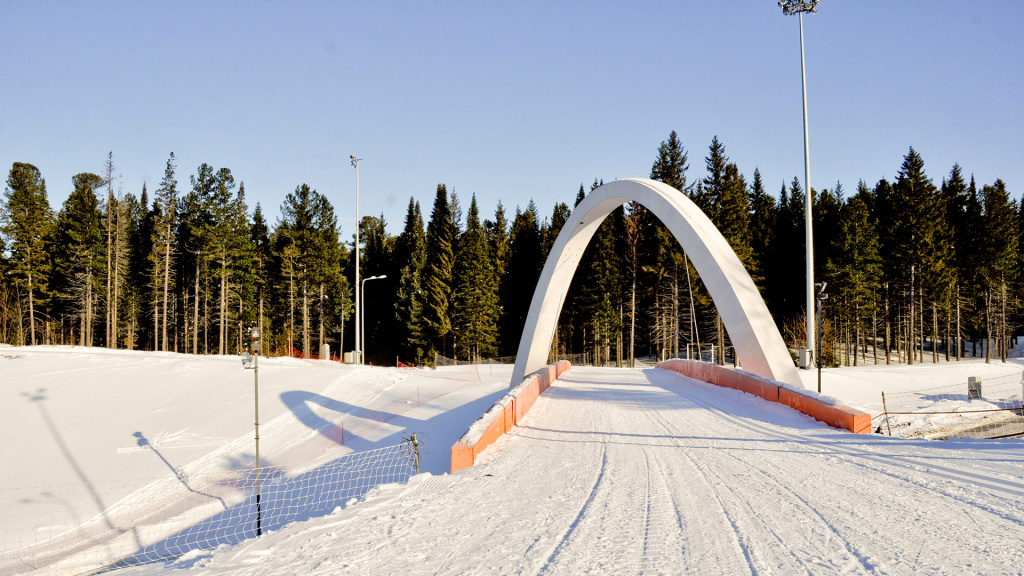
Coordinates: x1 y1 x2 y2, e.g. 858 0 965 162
778 0 821 15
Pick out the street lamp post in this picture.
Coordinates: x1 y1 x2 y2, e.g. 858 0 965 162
779 0 821 368
361 275 387 365
350 155 362 364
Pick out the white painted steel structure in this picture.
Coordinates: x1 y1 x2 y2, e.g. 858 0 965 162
510 178 802 389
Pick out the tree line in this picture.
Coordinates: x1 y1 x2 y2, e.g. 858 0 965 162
0 135 1018 367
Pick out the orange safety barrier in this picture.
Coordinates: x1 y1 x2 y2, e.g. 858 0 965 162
657 359 870 434
451 360 571 473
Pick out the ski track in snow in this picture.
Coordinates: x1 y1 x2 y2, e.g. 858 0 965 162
118 366 1024 576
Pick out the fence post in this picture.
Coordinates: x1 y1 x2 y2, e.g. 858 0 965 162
881 392 892 436
410 433 420 474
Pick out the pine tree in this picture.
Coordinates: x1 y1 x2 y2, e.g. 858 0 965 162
826 195 882 366
499 201 542 355
51 173 104 346
274 184 348 358
882 148 949 364
394 199 426 362
251 202 272 339
2 162 54 345
360 213 396 362
130 184 156 349
748 168 777 290
486 201 510 281
452 195 499 359
980 179 1017 361
151 153 178 351
179 163 215 353
421 185 457 359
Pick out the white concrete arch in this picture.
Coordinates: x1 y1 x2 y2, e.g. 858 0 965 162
510 178 802 389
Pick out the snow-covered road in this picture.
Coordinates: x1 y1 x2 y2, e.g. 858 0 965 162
171 367 1024 575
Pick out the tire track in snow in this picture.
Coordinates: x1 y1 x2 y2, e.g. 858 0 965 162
654 368 1024 499
646 400 876 575
535 444 609 575
633 394 781 575
649 368 1024 573
641 374 878 574
652 369 1024 523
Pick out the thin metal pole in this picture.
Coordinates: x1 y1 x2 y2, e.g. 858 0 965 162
816 295 823 393
881 391 892 436
361 277 366 366
800 11 815 366
254 351 262 536
354 160 361 364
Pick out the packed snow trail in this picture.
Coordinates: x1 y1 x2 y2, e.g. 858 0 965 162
133 367 1024 575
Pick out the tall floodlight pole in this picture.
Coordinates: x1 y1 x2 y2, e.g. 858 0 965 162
361 275 387 365
350 155 362 364
779 0 821 368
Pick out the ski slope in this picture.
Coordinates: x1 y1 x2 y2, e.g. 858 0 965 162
0 346 512 574
127 366 1024 575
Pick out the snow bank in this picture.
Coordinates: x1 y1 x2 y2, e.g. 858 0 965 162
451 361 571 472
658 359 872 433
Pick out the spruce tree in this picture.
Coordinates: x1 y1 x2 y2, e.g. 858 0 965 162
395 198 426 362
980 179 1017 361
2 162 54 345
421 184 456 359
452 195 499 359
250 202 272 338
51 173 104 346
499 202 542 355
748 168 776 291
151 153 178 351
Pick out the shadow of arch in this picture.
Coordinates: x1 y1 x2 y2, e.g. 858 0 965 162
511 178 801 388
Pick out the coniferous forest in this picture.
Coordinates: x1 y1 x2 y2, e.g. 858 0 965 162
1 133 1019 368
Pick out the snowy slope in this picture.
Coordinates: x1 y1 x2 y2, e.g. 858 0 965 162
121 367 1024 576
0 346 511 574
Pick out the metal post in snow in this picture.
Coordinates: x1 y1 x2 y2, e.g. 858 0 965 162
881 391 892 437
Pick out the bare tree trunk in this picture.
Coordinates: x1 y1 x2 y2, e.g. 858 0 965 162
919 294 925 364
673 265 679 359
27 272 36 346
872 307 878 364
908 268 914 366
884 288 890 365
219 254 227 356
289 270 295 353
106 192 113 347
985 290 991 364
1001 278 1007 362
302 279 309 358
956 286 962 360
153 288 159 351
162 229 171 351
193 264 200 354
945 299 951 362
319 283 325 353
629 274 636 368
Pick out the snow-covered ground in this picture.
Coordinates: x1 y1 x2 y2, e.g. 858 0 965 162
0 346 511 574
3 346 1024 575
799 356 1024 438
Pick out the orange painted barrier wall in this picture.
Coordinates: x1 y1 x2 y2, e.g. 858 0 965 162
657 359 870 434
451 360 571 473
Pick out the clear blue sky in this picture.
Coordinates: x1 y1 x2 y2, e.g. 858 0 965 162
2 1 1021 236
